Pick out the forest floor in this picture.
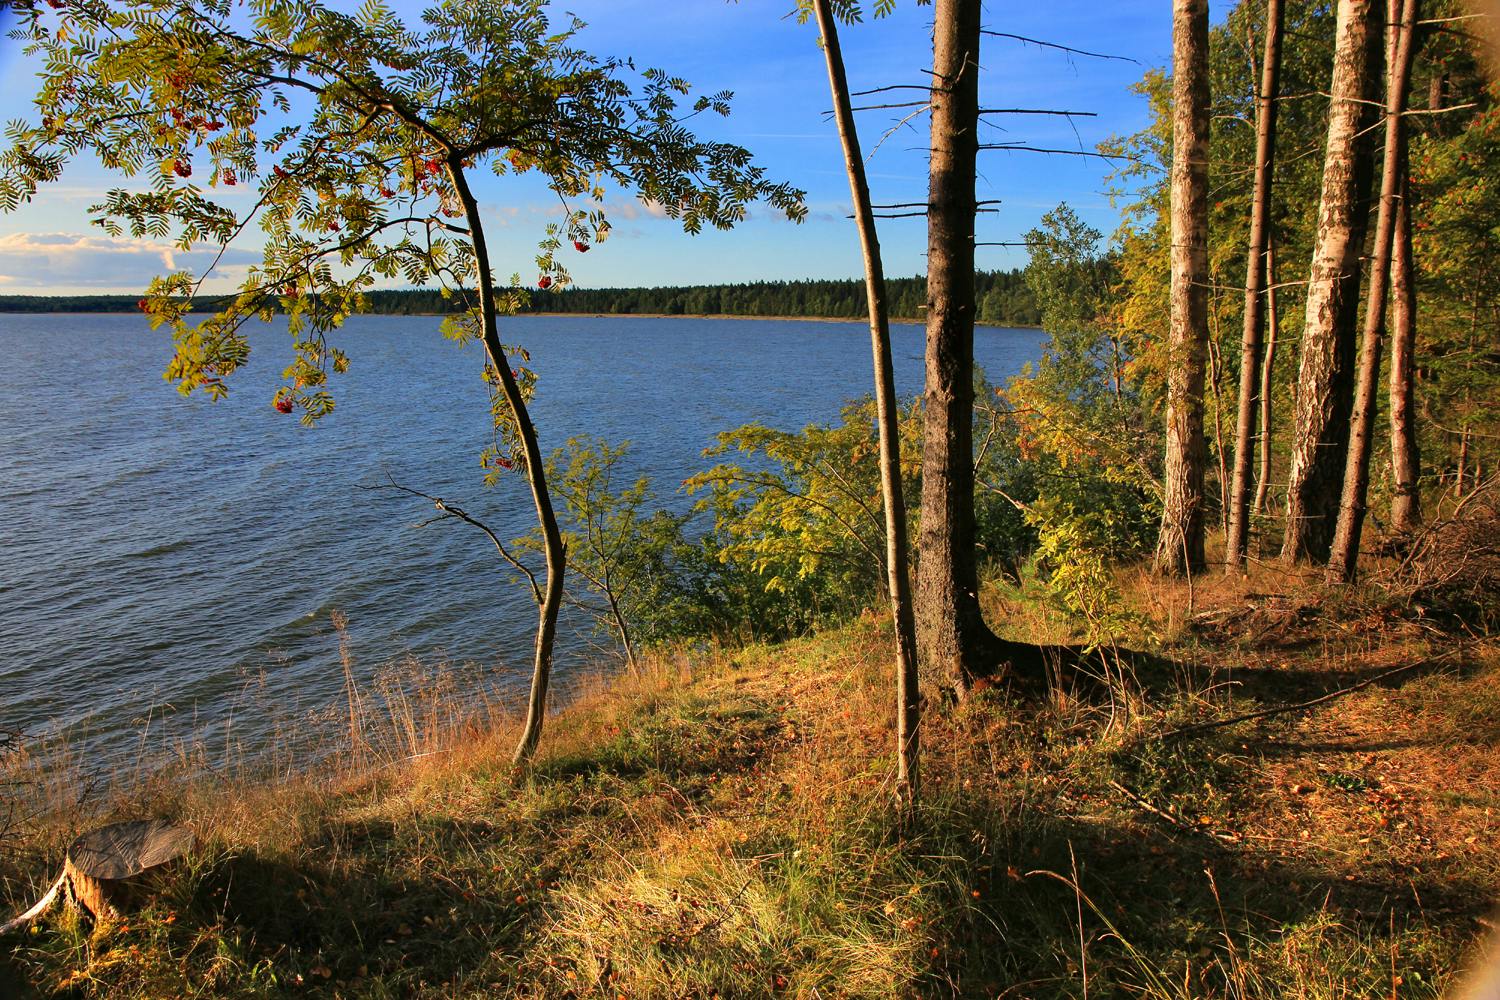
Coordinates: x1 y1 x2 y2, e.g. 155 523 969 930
1 559 1498 998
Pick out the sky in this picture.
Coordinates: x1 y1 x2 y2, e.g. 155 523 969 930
0 1 1187 294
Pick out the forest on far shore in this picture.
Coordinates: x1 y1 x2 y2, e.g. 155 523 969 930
0 269 1040 326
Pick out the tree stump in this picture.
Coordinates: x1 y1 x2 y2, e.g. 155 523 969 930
1 819 195 933
61 819 194 921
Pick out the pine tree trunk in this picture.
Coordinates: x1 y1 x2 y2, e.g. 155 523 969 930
1327 0 1418 584
917 0 1043 694
1226 0 1284 571
1254 241 1280 517
1388 77 1422 534
1282 0 1382 564
1155 0 1212 576
813 0 922 806
449 165 566 766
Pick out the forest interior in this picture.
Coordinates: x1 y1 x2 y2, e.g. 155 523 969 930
2 0 1500 996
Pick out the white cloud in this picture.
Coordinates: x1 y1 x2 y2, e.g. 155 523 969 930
0 232 260 290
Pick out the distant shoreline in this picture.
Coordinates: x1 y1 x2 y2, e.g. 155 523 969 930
0 306 1039 330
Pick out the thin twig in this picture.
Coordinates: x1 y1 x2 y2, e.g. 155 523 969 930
1162 644 1478 741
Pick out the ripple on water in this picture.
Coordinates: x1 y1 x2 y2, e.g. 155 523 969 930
1 313 1047 768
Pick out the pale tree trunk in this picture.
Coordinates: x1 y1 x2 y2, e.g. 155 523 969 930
1388 80 1422 533
1282 0 1382 564
1254 241 1281 516
812 0 921 806
917 0 1044 695
449 164 565 766
1155 0 1212 576
1226 0 1285 571
1327 0 1418 584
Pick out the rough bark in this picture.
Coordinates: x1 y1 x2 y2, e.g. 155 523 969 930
1226 0 1285 571
1254 241 1281 516
449 164 566 766
1387 79 1422 534
813 0 921 805
1156 0 1212 576
917 0 1043 694
1282 0 1383 564
1327 0 1418 584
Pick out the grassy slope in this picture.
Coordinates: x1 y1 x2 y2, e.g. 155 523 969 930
2 571 1498 998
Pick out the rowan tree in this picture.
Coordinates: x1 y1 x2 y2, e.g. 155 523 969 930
0 0 803 762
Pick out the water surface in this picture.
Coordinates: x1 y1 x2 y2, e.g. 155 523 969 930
0 314 1046 763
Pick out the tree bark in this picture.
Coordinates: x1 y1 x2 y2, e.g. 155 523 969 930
1226 0 1285 571
813 0 921 806
1326 0 1418 584
1282 0 1383 564
449 163 566 766
1156 0 1212 576
1387 76 1422 534
1254 241 1280 516
917 0 1043 695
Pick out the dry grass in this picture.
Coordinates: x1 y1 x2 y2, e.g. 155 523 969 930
1 571 1497 998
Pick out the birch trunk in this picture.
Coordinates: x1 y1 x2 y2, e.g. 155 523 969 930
1254 241 1281 516
1155 0 1212 576
812 0 921 806
1282 0 1382 564
1387 77 1422 534
1327 0 1418 583
1226 0 1285 571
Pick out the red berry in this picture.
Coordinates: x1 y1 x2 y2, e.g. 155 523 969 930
573 240 590 253
496 457 514 470
379 186 394 198
172 159 191 178
136 297 149 313
536 275 552 289
328 221 340 232
273 165 288 179
222 169 236 185
273 396 295 414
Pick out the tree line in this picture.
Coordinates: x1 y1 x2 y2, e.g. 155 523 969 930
0 271 1040 326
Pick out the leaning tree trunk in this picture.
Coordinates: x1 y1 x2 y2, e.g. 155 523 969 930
1327 0 1418 583
917 0 1043 695
813 0 921 806
1387 79 1422 534
1155 0 1212 576
449 164 566 766
1225 0 1285 572
1254 241 1281 516
1282 0 1382 564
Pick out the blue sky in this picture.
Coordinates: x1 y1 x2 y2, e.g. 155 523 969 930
0 1 1181 294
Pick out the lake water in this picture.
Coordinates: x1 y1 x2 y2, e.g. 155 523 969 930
0 314 1046 765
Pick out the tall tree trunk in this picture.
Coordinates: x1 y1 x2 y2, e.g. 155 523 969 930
1327 0 1418 584
917 0 1041 694
1282 0 1382 564
1457 424 1470 498
812 0 921 806
1226 0 1285 571
1254 241 1280 516
1155 0 1212 576
1388 75 1422 534
449 165 566 766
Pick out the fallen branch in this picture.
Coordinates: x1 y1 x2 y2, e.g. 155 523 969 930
0 872 65 935
1161 644 1479 741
